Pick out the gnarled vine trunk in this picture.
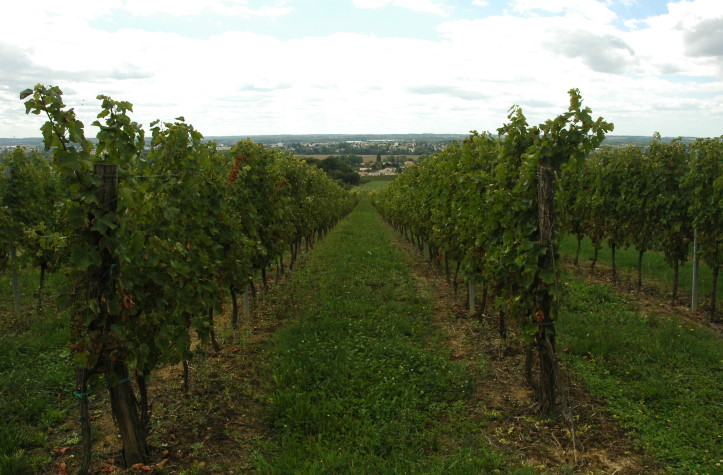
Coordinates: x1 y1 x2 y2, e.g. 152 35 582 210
535 163 559 415
230 285 239 329
637 249 645 292
610 242 617 282
94 164 149 467
106 360 149 466
574 236 582 267
37 261 47 313
591 245 599 271
671 259 679 305
711 263 719 320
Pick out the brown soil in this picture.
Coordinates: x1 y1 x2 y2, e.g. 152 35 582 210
564 257 721 334
47 267 295 474
46 233 716 474
392 234 664 474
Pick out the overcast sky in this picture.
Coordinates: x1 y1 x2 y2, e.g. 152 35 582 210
1 0 721 138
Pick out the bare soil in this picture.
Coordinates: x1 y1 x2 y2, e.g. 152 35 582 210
47 234 717 474
392 234 664 474
47 269 293 474
564 257 721 333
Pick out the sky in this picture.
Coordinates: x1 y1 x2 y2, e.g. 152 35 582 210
0 0 721 138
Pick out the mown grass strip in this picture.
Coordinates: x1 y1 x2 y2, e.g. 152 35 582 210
257 199 524 474
357 179 392 192
559 280 722 474
0 270 72 475
559 234 721 303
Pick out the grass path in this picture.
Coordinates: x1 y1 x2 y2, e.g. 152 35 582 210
558 278 722 473
3 195 720 474
169 197 718 474
256 198 520 473
356 179 392 191
0 272 71 474
559 234 722 309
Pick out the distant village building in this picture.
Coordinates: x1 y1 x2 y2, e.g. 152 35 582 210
360 167 397 176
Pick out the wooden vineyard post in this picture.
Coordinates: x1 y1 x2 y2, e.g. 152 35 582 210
6 166 20 314
243 284 250 322
10 247 20 314
468 281 476 317
94 163 149 467
230 286 239 329
536 163 559 415
692 228 699 313
75 368 92 475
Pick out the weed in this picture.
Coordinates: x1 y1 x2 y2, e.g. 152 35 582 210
559 279 722 473
0 268 72 473
257 199 520 472
560 234 722 303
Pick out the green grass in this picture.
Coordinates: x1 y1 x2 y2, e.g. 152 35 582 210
559 279 723 474
560 234 722 304
357 178 394 191
256 198 526 473
363 174 397 181
0 268 72 474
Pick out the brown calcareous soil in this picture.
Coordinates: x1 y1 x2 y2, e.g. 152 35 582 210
393 233 663 474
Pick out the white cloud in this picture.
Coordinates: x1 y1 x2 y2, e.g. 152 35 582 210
122 0 292 18
472 0 489 6
433 4 723 134
353 0 450 16
622 0 723 77
1 0 722 138
10 0 122 20
510 0 617 23
548 29 635 74
353 0 389 8
606 0 638 6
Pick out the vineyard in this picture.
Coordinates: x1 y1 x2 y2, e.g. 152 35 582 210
558 136 721 311
1 86 721 474
2 85 356 473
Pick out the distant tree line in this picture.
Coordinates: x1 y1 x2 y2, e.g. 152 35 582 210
304 155 362 186
288 141 447 156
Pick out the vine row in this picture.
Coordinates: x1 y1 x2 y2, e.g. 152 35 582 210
372 89 613 415
8 84 356 471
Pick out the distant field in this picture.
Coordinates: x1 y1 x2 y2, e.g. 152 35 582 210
357 180 392 191
298 154 420 164
559 234 722 303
